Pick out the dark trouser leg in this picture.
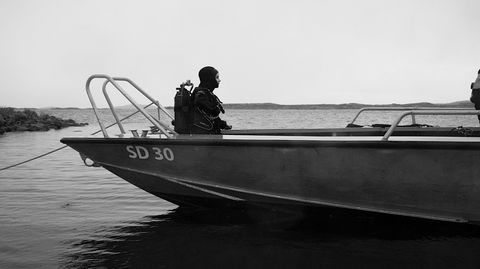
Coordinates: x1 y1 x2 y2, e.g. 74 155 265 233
475 103 480 123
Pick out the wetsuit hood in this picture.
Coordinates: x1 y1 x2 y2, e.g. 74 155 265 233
198 66 219 91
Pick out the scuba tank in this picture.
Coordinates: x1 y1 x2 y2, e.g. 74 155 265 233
174 80 194 134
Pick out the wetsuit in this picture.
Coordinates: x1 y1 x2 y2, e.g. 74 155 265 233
191 87 227 134
190 66 230 134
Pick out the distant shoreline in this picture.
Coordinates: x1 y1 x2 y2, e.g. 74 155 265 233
133 100 475 110
5 100 475 110
220 101 474 110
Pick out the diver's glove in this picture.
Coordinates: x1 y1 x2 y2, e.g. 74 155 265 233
220 120 231 130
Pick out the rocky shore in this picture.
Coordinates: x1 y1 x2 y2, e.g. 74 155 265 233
0 107 88 135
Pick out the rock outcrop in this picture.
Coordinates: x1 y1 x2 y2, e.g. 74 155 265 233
0 107 88 135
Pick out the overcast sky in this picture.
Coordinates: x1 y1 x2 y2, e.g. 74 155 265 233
1 0 479 108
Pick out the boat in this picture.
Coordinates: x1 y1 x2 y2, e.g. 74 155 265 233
61 75 480 225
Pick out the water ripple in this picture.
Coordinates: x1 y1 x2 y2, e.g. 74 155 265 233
1 109 480 268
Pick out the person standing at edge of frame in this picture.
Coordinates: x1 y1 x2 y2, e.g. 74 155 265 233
470 68 480 123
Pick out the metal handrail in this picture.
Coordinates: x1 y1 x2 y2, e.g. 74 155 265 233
350 107 472 125
382 110 480 141
105 77 174 119
101 77 175 135
101 80 126 135
86 74 176 138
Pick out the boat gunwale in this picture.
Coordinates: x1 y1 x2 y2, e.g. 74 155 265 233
60 136 480 150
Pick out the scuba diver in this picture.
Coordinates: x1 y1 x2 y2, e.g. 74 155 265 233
190 66 232 134
470 68 480 123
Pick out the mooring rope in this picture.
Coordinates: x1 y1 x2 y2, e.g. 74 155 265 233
0 146 68 171
0 102 156 172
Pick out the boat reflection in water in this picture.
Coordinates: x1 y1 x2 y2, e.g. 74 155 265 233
63 206 480 268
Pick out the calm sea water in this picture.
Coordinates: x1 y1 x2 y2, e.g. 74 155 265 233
1 108 480 269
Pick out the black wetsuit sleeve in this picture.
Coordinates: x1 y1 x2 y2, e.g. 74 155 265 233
194 91 221 116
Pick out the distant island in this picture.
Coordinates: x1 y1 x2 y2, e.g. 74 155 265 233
47 100 474 110
0 107 88 135
161 100 474 110
219 100 474 110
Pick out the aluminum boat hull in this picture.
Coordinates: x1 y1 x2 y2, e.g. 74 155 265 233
61 133 480 224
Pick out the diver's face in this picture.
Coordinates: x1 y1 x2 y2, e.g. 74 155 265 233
215 73 221 86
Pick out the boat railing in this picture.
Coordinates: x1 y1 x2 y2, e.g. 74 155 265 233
86 74 175 138
349 107 472 126
382 110 480 141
